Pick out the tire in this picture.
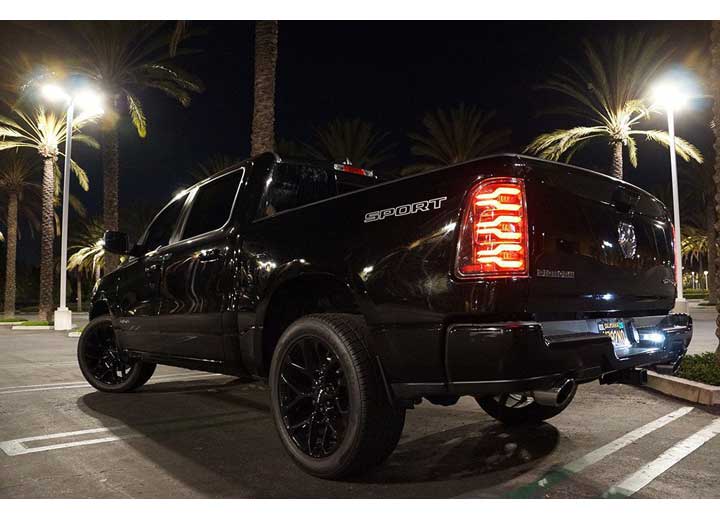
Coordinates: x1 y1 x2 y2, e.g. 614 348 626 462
269 313 405 479
77 315 156 393
475 387 576 426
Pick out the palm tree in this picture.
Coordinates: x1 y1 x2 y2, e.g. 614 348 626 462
525 34 703 179
679 163 717 304
405 103 510 175
0 153 41 317
681 227 711 266
711 20 720 363
0 106 96 321
57 21 203 273
251 21 279 156
68 216 106 287
304 118 394 169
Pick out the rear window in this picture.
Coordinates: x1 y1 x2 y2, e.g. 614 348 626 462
182 168 243 239
256 164 335 218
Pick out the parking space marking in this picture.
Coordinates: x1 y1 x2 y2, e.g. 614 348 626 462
0 373 226 395
0 410 262 456
0 426 142 456
604 417 720 498
501 406 694 498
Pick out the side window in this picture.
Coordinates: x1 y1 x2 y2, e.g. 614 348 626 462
256 164 335 218
181 169 243 240
143 195 186 252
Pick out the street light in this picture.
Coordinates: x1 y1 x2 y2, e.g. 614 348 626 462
41 82 104 331
651 80 690 314
704 270 709 291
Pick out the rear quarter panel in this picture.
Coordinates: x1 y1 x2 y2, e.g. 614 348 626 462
243 157 527 383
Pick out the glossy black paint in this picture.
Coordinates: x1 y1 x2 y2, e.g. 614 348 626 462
91 153 688 398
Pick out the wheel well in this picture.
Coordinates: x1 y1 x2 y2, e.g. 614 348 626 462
260 275 361 375
89 301 110 321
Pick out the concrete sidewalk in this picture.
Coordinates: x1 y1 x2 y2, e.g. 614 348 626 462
686 302 718 355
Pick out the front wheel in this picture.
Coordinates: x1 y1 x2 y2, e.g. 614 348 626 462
269 313 405 479
77 315 156 393
476 387 576 426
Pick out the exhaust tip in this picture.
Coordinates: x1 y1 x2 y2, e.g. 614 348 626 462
555 379 576 407
532 379 576 407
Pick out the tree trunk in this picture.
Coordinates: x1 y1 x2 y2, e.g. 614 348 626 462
250 20 278 156
611 141 623 179
101 124 120 273
3 192 18 318
38 157 55 322
76 274 82 312
707 194 718 304
711 20 720 363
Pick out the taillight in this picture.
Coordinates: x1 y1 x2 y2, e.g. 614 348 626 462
455 177 529 279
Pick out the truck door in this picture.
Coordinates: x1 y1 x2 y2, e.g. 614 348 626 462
116 193 188 353
153 167 245 361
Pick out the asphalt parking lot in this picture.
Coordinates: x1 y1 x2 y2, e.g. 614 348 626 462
1 316 719 498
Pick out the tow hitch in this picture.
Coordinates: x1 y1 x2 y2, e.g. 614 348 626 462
600 368 647 386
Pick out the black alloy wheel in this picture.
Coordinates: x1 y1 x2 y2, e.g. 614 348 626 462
269 314 405 479
77 315 156 393
277 336 350 458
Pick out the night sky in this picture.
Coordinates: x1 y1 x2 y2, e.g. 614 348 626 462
1 20 715 262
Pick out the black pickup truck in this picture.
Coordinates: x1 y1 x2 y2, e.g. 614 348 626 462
80 152 692 478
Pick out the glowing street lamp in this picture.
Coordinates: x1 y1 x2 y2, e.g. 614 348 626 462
41 82 104 331
651 80 691 314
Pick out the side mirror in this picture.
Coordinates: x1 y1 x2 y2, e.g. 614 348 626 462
103 231 130 255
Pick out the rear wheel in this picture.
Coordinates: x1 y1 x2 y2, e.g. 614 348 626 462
476 388 576 426
77 315 156 393
269 313 405 479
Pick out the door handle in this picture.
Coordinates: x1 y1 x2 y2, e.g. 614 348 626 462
198 248 222 261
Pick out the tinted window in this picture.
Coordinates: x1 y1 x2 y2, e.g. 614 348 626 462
144 196 185 251
182 169 243 239
256 164 335 218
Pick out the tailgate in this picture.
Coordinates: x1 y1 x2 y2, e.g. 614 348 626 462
524 162 675 315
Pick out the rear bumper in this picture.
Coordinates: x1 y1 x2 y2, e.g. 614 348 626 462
391 313 692 400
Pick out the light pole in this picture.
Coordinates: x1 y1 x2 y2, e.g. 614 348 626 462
652 82 689 314
41 84 103 330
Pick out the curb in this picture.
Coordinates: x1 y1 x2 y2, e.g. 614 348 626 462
0 322 25 326
646 371 720 406
68 331 81 338
11 325 53 330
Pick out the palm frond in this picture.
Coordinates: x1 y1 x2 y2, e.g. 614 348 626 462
305 118 395 169
525 126 606 161
630 130 704 163
407 103 510 172
125 92 147 138
627 135 639 168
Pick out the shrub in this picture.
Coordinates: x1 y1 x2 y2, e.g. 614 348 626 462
676 353 720 386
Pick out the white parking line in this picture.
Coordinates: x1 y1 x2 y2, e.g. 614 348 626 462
458 406 695 498
564 406 695 473
0 373 227 395
604 417 720 497
0 426 142 456
0 411 260 456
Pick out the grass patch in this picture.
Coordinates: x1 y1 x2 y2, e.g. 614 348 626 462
699 302 717 307
0 317 26 322
676 353 720 386
17 320 53 326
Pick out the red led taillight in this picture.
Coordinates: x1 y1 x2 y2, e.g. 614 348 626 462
455 177 529 279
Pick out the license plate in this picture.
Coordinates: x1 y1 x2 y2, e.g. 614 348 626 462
598 319 631 348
